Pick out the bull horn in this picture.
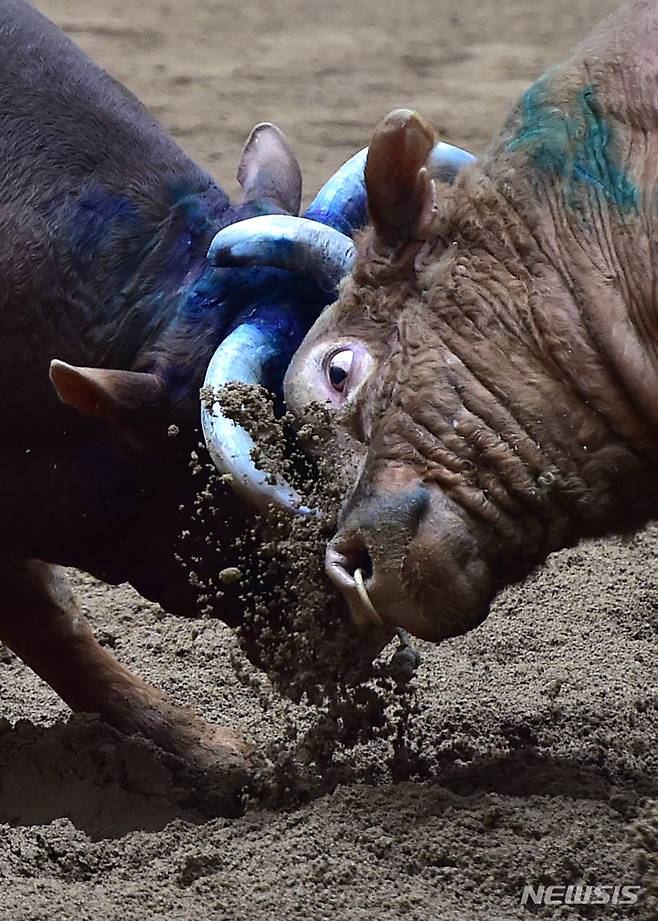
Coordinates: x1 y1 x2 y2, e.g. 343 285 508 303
201 322 313 516
304 147 369 235
428 141 476 183
207 215 356 292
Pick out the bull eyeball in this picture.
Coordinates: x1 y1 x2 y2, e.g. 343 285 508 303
284 331 374 419
327 348 354 392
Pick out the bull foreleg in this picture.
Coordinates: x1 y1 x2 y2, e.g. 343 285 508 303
0 559 253 784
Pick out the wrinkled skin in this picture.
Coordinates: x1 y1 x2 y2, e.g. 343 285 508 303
286 0 658 642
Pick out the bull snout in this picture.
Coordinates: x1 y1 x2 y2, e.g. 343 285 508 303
326 484 494 642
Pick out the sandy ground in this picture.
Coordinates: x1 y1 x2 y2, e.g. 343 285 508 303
2 0 658 918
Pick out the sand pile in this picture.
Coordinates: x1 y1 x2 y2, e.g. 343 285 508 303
1 525 657 919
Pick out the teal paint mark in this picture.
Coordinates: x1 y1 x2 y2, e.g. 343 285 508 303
507 76 639 215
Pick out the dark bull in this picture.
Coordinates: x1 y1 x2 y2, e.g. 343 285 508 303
0 0 472 775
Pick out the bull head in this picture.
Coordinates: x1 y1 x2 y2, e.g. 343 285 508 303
204 111 475 514
49 121 309 449
204 78 658 647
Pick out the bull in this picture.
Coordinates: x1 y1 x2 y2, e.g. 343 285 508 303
0 0 337 773
0 0 474 779
210 0 658 646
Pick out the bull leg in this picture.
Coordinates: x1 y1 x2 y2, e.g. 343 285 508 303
0 559 253 778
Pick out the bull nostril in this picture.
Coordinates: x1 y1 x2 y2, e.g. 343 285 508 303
325 538 384 629
352 547 373 580
333 536 373 581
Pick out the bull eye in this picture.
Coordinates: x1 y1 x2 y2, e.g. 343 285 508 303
327 348 354 393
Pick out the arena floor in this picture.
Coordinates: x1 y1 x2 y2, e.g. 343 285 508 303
2 0 657 918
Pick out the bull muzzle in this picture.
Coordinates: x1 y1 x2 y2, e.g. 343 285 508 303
325 484 494 642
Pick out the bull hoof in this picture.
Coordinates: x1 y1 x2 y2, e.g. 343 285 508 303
185 723 255 773
154 717 258 818
113 692 259 813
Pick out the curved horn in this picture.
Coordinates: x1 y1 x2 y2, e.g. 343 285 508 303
201 322 313 516
428 141 476 183
304 147 368 235
208 215 356 292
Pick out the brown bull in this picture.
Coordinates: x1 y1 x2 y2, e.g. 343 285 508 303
218 0 658 642
304 0 658 640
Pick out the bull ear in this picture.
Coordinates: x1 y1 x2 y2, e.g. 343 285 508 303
237 123 302 215
365 108 437 251
49 360 164 427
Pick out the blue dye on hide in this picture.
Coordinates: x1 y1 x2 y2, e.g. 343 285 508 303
69 186 143 265
507 76 639 215
63 178 331 406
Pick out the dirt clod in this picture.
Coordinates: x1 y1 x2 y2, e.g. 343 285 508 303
219 567 243 585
